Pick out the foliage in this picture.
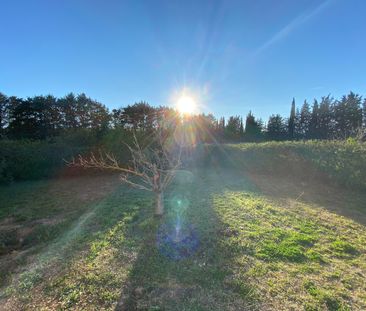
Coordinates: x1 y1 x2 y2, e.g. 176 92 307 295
293 140 366 190
1 90 365 143
197 140 366 190
244 111 264 142
0 134 92 183
266 114 287 140
1 92 110 140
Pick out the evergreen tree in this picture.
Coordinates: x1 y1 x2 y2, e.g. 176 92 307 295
244 111 263 141
8 96 38 139
318 95 332 139
288 98 296 140
363 98 366 129
225 116 241 141
58 93 78 129
345 92 362 137
333 92 362 138
309 99 319 139
266 114 287 141
0 93 9 137
293 108 301 139
239 117 244 139
299 100 311 139
113 101 155 131
214 117 226 141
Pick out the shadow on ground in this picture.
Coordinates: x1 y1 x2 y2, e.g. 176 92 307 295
115 168 260 311
115 163 366 310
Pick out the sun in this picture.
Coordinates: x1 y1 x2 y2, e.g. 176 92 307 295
176 95 197 115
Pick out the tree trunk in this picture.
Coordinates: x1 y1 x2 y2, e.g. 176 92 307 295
155 192 164 216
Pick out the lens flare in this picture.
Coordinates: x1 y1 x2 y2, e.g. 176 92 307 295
156 181 199 260
156 222 199 260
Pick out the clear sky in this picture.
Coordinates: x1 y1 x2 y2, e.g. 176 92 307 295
1 0 365 121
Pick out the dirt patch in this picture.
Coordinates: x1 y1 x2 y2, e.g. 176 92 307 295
116 282 198 311
48 173 120 203
0 217 66 254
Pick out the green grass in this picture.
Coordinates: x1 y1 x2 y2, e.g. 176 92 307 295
214 188 366 310
0 150 366 310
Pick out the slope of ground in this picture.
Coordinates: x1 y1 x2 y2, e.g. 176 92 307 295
1 164 365 310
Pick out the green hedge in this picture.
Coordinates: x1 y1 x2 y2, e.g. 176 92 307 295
196 140 366 191
0 139 85 183
2 132 365 191
0 129 138 184
291 140 366 190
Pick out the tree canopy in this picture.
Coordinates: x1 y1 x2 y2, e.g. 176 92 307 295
0 90 365 142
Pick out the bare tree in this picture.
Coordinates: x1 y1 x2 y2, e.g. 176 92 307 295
68 131 181 216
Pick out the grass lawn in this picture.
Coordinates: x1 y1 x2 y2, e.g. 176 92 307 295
0 167 366 310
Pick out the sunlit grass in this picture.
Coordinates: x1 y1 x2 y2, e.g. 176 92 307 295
214 189 366 310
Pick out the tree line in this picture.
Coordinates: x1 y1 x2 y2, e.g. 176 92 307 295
269 93 365 141
0 91 365 142
0 93 111 139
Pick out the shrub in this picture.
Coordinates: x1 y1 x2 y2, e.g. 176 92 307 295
0 129 136 184
0 136 89 183
197 140 366 191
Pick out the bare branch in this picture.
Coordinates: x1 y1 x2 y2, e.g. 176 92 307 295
67 130 182 194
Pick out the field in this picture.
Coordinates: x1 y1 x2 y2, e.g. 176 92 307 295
1 142 366 310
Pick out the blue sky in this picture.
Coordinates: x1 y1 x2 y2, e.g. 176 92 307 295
1 0 365 121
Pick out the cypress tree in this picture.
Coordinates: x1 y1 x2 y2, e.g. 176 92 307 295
288 98 296 140
240 116 244 139
363 99 366 129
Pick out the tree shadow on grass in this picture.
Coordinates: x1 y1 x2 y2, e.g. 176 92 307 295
115 168 260 311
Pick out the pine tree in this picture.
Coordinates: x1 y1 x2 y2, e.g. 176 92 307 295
361 98 366 141
266 114 286 141
334 92 362 138
0 92 9 137
216 117 225 140
294 108 301 140
309 99 319 139
244 111 263 141
220 117 225 130
318 95 332 139
225 116 241 141
345 92 362 137
300 100 311 139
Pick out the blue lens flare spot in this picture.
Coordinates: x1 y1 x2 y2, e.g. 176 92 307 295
156 223 199 260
